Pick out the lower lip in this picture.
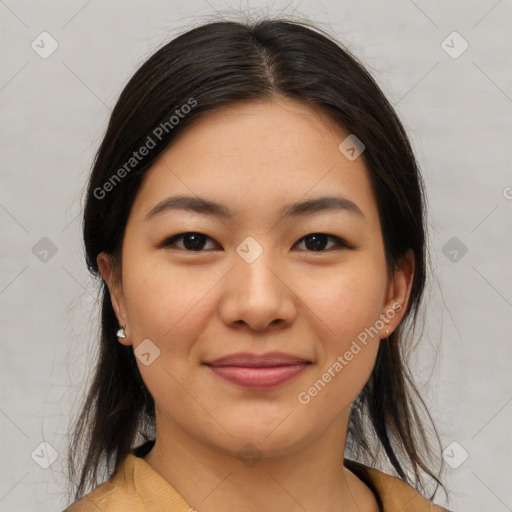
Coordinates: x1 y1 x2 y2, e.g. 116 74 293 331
205 363 309 389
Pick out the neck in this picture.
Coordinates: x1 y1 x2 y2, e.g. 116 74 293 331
143 410 379 512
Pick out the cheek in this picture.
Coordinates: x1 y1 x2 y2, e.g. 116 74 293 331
124 255 225 398
301 261 387 341
122 253 219 360
295 263 386 407
121 257 215 417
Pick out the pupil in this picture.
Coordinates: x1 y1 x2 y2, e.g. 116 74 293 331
181 233 328 251
306 233 326 251
184 233 205 251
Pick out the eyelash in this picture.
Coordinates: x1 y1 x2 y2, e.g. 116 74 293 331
157 232 354 253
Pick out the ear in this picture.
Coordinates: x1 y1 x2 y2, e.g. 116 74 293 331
379 248 415 339
97 252 131 346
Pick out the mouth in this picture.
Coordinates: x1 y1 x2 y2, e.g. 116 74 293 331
203 352 312 389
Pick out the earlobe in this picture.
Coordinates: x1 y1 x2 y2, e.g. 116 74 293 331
96 252 130 345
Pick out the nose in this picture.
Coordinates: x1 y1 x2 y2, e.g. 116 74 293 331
217 251 297 332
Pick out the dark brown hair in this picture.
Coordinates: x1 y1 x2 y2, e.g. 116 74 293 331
67 15 448 507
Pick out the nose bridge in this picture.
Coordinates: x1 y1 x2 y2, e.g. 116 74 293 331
218 235 294 330
234 237 281 300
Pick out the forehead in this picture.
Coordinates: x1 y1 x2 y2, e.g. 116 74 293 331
129 98 380 227
173 98 347 155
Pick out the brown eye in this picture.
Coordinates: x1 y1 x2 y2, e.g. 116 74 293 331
157 232 353 253
159 232 219 251
294 233 352 252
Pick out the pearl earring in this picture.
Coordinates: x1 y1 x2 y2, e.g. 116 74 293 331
116 325 126 339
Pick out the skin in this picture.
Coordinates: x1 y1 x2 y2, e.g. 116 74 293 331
98 97 414 512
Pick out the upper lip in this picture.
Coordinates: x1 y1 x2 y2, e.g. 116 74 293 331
203 352 311 367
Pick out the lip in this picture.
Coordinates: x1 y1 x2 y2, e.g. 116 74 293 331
203 352 312 389
203 351 311 367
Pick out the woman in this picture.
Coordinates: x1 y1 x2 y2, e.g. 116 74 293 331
64 16 453 512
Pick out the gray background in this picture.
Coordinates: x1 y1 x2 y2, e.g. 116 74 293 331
1 1 511 511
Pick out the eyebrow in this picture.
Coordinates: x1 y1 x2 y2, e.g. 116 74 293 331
144 194 366 222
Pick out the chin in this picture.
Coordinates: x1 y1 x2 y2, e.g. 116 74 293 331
200 417 314 461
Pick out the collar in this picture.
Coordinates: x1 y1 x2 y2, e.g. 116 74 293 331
118 441 449 512
343 458 449 511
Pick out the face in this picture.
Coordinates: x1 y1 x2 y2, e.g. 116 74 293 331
98 98 414 459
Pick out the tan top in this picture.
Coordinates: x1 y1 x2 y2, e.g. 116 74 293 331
65 444 451 512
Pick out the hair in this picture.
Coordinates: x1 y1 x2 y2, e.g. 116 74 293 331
67 15 449 507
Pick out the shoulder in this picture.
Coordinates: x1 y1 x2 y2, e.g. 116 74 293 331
63 483 144 512
344 458 454 512
63 457 144 512
62 451 191 512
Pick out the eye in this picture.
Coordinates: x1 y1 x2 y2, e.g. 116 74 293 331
158 232 352 252
294 233 353 252
158 232 219 251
